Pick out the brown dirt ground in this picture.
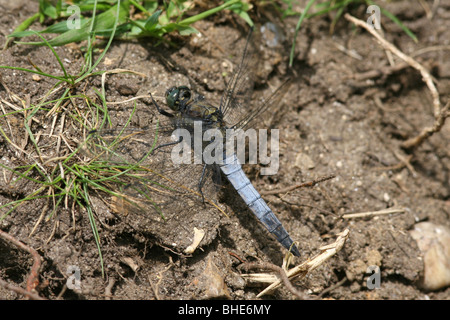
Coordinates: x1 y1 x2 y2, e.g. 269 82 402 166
0 0 449 300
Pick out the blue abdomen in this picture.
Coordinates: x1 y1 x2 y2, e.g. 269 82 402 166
219 153 300 256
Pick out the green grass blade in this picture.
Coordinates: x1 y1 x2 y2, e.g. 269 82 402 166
82 182 104 277
290 0 316 67
76 0 126 83
28 30 72 82
178 0 240 26
0 65 69 82
375 2 418 43
3 12 40 50
15 0 129 47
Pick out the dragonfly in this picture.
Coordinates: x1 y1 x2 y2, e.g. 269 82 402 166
85 28 300 257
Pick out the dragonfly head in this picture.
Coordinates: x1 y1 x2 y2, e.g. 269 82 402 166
165 86 192 111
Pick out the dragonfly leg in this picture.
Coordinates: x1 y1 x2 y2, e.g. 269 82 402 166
197 164 208 204
149 92 173 118
151 135 184 154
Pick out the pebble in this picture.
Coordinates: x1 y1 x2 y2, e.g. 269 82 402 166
198 257 231 299
260 22 285 48
117 83 139 96
295 152 315 170
409 222 450 291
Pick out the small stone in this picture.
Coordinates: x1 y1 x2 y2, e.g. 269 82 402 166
117 83 139 96
103 57 115 66
409 222 450 291
295 153 315 170
199 257 231 299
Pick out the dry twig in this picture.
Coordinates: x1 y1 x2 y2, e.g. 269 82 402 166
240 229 349 297
344 13 440 117
342 207 405 219
148 256 174 300
0 229 44 299
344 14 448 150
0 278 45 300
239 261 309 299
400 101 450 149
260 174 335 196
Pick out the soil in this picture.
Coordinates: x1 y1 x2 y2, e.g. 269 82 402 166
0 0 449 301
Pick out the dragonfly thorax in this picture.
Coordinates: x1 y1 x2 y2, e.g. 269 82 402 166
166 86 224 125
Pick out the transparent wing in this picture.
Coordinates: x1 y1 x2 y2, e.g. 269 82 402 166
219 28 259 128
81 123 224 253
234 78 292 131
220 28 291 132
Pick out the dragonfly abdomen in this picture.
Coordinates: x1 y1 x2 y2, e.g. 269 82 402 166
219 153 301 257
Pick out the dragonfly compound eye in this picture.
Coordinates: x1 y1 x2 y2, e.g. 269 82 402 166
165 86 178 110
166 86 191 111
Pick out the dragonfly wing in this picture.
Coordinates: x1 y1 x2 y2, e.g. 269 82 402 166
83 124 225 253
220 28 291 132
220 28 259 128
